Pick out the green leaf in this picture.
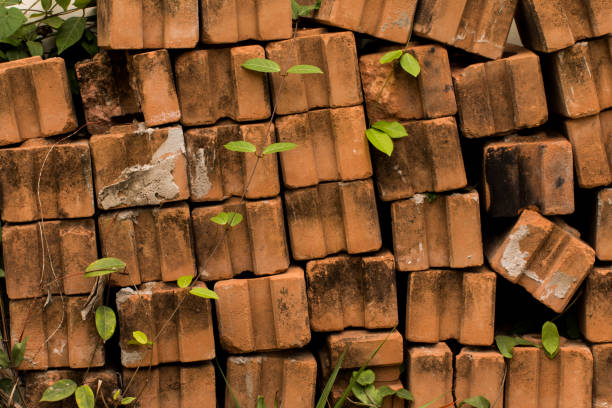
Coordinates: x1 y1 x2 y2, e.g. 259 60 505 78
227 212 243 227
84 257 126 278
262 142 297 155
542 321 560 359
316 346 347 408
43 16 64 29
365 384 382 406
287 64 323 74
426 192 437 202
6 46 27 60
26 40 42 56
121 397 136 405
211 212 230 225
177 275 193 288
495 335 517 359
366 128 393 157
40 379 77 402
0 6 26 40
377 386 398 399
13 22 36 40
380 50 403 64
241 58 280 73
41 0 51 10
291 0 320 19
56 0 70 10
458 396 490 408
95 306 116 341
351 383 369 405
0 379 13 395
73 0 90 8
11 337 26 367
80 38 97 57
514 336 538 347
396 389 414 401
189 287 219 300
75 385 94 408
0 349 10 368
355 369 375 386
224 140 256 153
257 396 266 408
112 389 121 401
55 16 86 55
400 52 420 77
132 331 148 345
372 121 408 139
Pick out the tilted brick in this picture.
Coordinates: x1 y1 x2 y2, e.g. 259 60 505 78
406 343 453 408
455 348 505 405
592 344 612 408
594 188 612 260
580 268 612 343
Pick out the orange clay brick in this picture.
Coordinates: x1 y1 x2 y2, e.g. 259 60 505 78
405 268 496 345
455 348 506 405
184 123 280 201
214 267 311 354
200 0 292 44
594 188 612 260
592 344 612 408
0 57 76 146
305 251 398 332
406 343 453 408
116 281 215 367
0 138 94 223
391 191 483 271
2 219 97 300
452 46 548 138
275 106 372 188
487 209 595 313
191 197 289 280
225 351 317 408
98 203 196 287
284 179 381 260
360 45 456 123
175 45 271 126
265 31 363 115
89 125 189 210
372 117 466 201
580 268 612 343
483 134 574 217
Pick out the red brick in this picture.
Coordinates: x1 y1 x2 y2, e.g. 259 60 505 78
184 123 280 201
98 203 195 287
487 209 595 313
0 57 77 146
175 45 271 126
192 197 289 280
116 281 215 367
265 31 363 115
592 343 612 408
391 191 483 271
225 351 317 408
0 138 94 223
452 47 548 138
322 330 404 372
406 342 453 408
360 45 456 123
373 117 466 201
455 348 505 406
305 251 398 332
594 188 612 260
89 125 189 210
580 268 612 343
2 219 97 299
275 106 372 188
483 134 574 217
214 267 310 353
284 179 381 260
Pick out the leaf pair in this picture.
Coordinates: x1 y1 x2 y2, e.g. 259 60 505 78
241 58 323 75
211 211 243 227
379 49 421 77
41 380 95 408
177 275 219 299
224 140 298 156
495 321 560 359
113 389 136 405
365 121 408 156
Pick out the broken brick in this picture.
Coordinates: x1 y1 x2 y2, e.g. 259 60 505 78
284 179 381 260
580 268 612 343
487 209 595 313
592 343 612 408
455 348 505 405
214 267 310 354
405 342 453 408
593 188 612 260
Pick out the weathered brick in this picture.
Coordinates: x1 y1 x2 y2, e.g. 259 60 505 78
594 188 612 260
175 45 270 126
322 330 404 372
360 45 456 123
266 31 363 115
391 191 483 271
452 47 548 138
90 125 189 210
455 348 505 406
192 197 289 280
305 251 398 332
2 219 97 299
592 343 612 408
97 0 198 49
0 57 77 146
116 281 215 367
0 138 94 223
405 268 495 345
373 117 466 201
214 267 310 353
483 134 574 217
284 179 381 260
487 209 595 313
98 203 195 287
185 123 280 201
580 268 612 342
275 106 372 188
406 343 453 408
225 351 317 408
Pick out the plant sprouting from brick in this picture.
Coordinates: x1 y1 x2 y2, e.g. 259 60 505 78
495 321 560 359
291 0 321 19
349 368 414 407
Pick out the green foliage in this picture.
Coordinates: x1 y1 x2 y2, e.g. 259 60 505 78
211 211 243 227
241 58 281 73
121 396 136 405
25 39 42 56
224 141 256 153
130 331 150 346
11 337 26 367
458 396 490 408
426 192 437 203
189 287 219 300
40 379 77 402
542 321 560 359
0 6 26 40
350 368 413 407
0 349 9 368
75 384 94 408
355 369 375 386
400 52 420 77
113 389 121 401
379 50 403 64
95 305 116 342
177 275 193 288
315 346 347 408
371 121 408 139
262 142 297 155
257 396 266 408
366 128 393 156
291 0 320 19
287 64 323 74
56 16 85 54
85 257 126 278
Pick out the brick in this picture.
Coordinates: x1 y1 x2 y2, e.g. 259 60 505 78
90 125 189 210
0 138 94 223
487 209 595 313
483 134 574 217
455 348 505 406
117 282 214 368
580 268 612 342
10 296 104 370
97 0 198 49
265 31 363 115
594 188 612 260
305 251 398 332
98 203 195 287
515 0 612 53
322 330 404 372
406 343 453 408
200 0 292 44
452 47 548 138
360 45 456 123
275 106 372 188
185 123 280 201
391 191 483 271
373 117 466 201
175 45 271 126
284 179 381 260
0 57 77 146
192 197 289 280
592 344 612 408
405 268 495 345
225 351 317 408
2 219 97 299
123 362 215 408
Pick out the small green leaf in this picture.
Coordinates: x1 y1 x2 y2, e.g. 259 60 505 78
257 396 266 408
227 212 243 227
351 383 369 404
316 346 347 408
177 275 193 288
43 16 64 29
211 212 230 225
0 6 26 40
495 335 517 359
26 40 42 56
112 389 121 400
11 337 26 367
80 38 98 57
0 349 9 368
400 52 420 77
241 58 280 73
0 268 4 278
366 128 393 157
287 64 323 74
372 120 408 138
56 0 70 10
41 0 51 11
291 0 320 19
132 331 148 345
40 379 77 402
189 287 219 300
262 142 297 155
55 16 86 55
224 141 256 153
380 50 403 64
121 397 136 405
426 192 437 202
542 321 560 359
377 386 398 399
396 389 414 401
73 0 90 8
0 379 13 395
85 257 126 278
95 306 116 342
458 396 490 408
356 369 375 386
75 385 94 408
365 384 382 406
